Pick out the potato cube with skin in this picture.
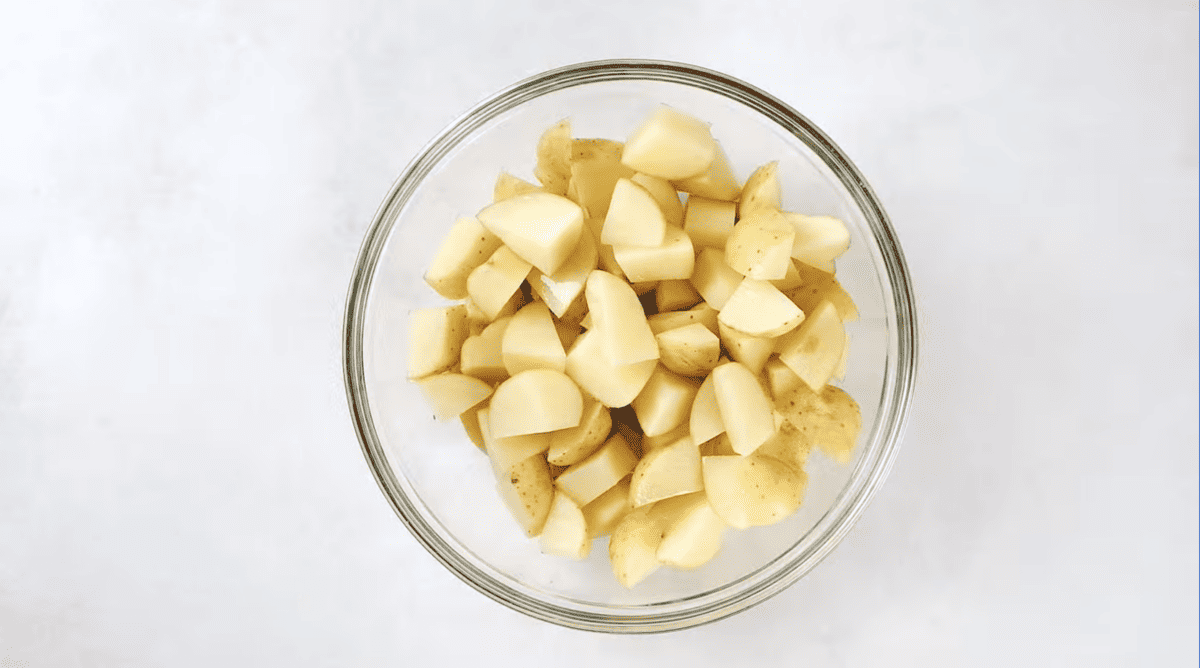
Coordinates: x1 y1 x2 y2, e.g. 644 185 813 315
495 453 555 537
534 119 572 196
690 247 744 310
656 492 726 569
641 423 689 455
582 476 633 538
467 246 532 322
754 420 813 474
684 197 736 249
655 279 701 313
712 362 776 455
698 432 737 457
586 270 659 366
738 162 781 220
527 232 598 318
702 454 806 529
630 173 683 226
608 504 670 588
621 105 716 180
776 300 845 393
547 398 612 466
674 141 740 201
717 322 774 375
502 302 566 375
415 373 493 421
718 279 805 338
556 433 639 506
612 225 695 283
488 369 583 439
460 315 511 383
602 178 666 248
564 330 657 408
568 139 635 218
787 263 859 322
424 217 504 300
477 406 551 475
647 302 719 336
494 172 544 202
774 383 862 464
540 491 591 560
408 304 470 379
689 373 725 446
783 213 851 268
770 258 804 292
764 357 804 400
725 208 795 280
629 435 703 507
461 404 486 451
476 192 585 276
655 323 720 377
631 366 700 438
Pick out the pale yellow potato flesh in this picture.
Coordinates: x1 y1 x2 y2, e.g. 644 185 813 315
612 225 695 283
689 373 725 446
568 139 635 218
712 362 776 455
655 279 702 313
415 373 493 421
488 369 583 439
776 300 845 392
718 279 805 338
717 322 774 375
763 357 804 400
602 178 667 247
477 192 585 276
466 245 532 322
563 329 657 408
783 212 851 268
629 435 703 507
647 302 719 336
527 231 598 318
833 335 850 381
533 119 572 196
539 491 591 560
408 304 471 379
674 140 740 201
502 302 566 375
701 454 806 529
496 453 555 537
724 208 795 280
460 404 486 451
424 216 504 300
774 383 862 464
769 258 804 292
478 405 551 475
585 270 659 366
738 162 781 220
655 492 726 569
630 366 700 437
582 475 633 538
555 433 639 506
690 247 744 310
494 172 544 202
698 432 737 457
683 197 736 249
460 315 511 383
754 420 813 474
547 398 612 466
620 105 716 180
608 504 669 588
787 263 859 321
641 422 690 454
630 173 683 226
655 323 721 377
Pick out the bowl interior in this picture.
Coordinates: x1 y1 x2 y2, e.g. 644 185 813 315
349 65 910 628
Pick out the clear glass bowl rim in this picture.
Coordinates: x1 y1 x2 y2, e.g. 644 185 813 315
342 58 919 633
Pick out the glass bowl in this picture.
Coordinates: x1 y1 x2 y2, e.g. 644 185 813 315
343 59 918 633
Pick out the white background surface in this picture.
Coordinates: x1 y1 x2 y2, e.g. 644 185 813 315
1 0 1196 665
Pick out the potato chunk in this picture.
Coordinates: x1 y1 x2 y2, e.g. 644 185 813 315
424 217 504 300
738 162 781 220
408 304 470 379
683 197 736 249
629 435 703 507
712 362 776 455
477 192 585 275
502 302 566 375
674 141 739 201
415 373 493 420
489 369 583 438
717 279 805 338
775 300 845 392
621 105 716 180
556 433 639 506
612 225 695 283
725 208 795 280
702 454 806 529
496 454 555 537
602 178 667 247
540 491 591 559
631 366 700 437
655 323 721 377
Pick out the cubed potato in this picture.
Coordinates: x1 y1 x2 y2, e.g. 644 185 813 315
754 420 813 474
776 300 845 392
495 453 555 537
460 315 512 383
725 208 795 280
608 504 669 588
478 405 552 474
631 366 700 437
689 372 725 446
494 171 544 202
763 357 804 400
533 119 572 196
738 162 781 220
683 197 736 249
712 362 776 455
502 302 566 375
527 231 598 318
582 475 633 538
770 258 804 292
783 213 850 269
786 263 859 322
540 491 591 560
564 330 657 408
460 404 486 451
630 173 683 226
612 225 695 283
647 302 719 336
489 369 583 439
621 105 716 180
674 140 739 201
717 279 805 338
415 373 493 421
424 217 504 300
629 435 703 507
476 192 585 275
655 492 726 569
556 433 639 506
547 398 612 466
568 139 636 218
774 383 862 464
698 432 737 456
701 454 806 529
655 323 720 377
641 423 689 454
585 270 659 365
408 304 470 379
690 247 744 310
654 279 701 313
466 245 532 322
717 322 774 375
602 178 667 247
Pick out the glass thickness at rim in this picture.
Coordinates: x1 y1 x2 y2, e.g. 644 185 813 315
343 59 919 633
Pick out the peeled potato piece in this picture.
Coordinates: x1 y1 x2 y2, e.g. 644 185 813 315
408 304 470 379
738 162 781 220
724 209 795 280
460 404 486 451
467 246 532 322
547 398 612 466
702 454 806 529
717 322 774 376
495 453 555 537
582 476 633 538
630 173 683 226
655 492 726 569
527 231 598 319
416 373 493 421
712 362 776 455
540 491 591 559
586 270 659 366
494 172 544 202
612 225 695 283
655 323 721 377
564 330 657 408
787 263 859 321
655 279 702 313
683 197 736 250
424 217 504 300
776 300 845 393
783 213 851 269
534 119 572 196
763 357 804 400
460 315 511 383
718 279 805 338
478 406 551 474
629 435 703 507
489 369 583 439
502 302 567 375
556 433 639 506
689 373 725 446
647 302 720 336
631 366 700 438
674 141 739 201
608 504 669 588
690 247 744 310
568 139 636 218
621 105 716 180
477 192 585 276
774 383 862 464
641 423 690 454
602 178 667 247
